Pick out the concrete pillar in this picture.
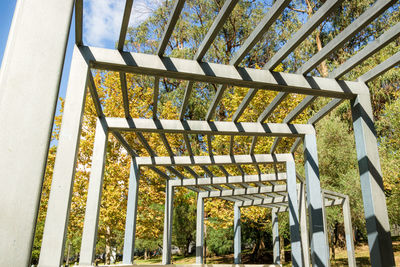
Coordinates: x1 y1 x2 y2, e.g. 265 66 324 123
234 204 241 264
196 195 204 264
299 182 311 267
321 192 330 267
286 159 303 267
0 1 74 265
79 118 109 265
303 132 328 266
351 90 395 266
38 46 89 267
342 196 356 267
272 211 280 265
122 159 140 264
162 180 174 264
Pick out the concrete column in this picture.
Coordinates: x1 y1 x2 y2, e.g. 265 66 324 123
299 182 311 267
234 204 241 264
38 46 89 267
79 118 109 265
196 195 204 264
122 159 140 264
286 159 303 267
303 132 328 266
162 180 174 264
272 211 280 265
351 90 395 266
321 192 330 267
342 196 356 267
0 1 74 265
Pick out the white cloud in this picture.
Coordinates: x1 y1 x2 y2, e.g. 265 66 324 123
83 0 163 47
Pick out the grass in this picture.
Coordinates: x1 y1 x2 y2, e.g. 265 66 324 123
132 238 400 266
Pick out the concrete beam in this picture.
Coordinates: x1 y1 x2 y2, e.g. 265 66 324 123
351 88 395 266
303 133 329 266
330 22 400 79
157 0 186 56
82 46 364 98
297 0 397 75
79 119 109 265
264 0 345 71
118 0 134 50
123 159 140 264
343 196 356 267
198 184 296 198
0 1 74 265
359 50 400 83
196 195 204 264
234 204 241 264
272 211 280 265
171 173 286 187
136 153 293 167
162 179 174 264
105 117 315 137
38 46 88 267
286 159 303 266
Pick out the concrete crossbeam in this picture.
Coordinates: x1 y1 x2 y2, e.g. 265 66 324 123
105 117 314 137
82 46 365 99
136 153 293 167
170 173 286 187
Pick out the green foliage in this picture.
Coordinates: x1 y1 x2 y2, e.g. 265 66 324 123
316 115 366 240
377 97 400 225
206 219 234 256
172 189 197 255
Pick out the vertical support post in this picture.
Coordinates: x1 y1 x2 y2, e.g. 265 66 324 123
272 210 281 266
234 204 241 264
79 118 109 265
351 89 395 266
286 158 303 266
304 132 328 266
0 1 74 264
122 159 140 264
38 46 89 267
299 182 310 267
321 192 330 267
196 195 204 264
162 180 174 264
342 196 356 267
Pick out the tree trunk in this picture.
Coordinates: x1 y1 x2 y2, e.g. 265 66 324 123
316 31 328 77
204 211 207 264
305 0 328 77
105 226 111 264
280 235 284 263
65 241 71 266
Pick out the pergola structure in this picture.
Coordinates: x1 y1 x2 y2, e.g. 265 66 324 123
0 0 399 267
164 169 356 267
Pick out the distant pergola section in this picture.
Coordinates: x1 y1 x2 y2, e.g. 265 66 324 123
1 0 399 267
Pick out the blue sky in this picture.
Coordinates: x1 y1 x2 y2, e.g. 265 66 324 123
0 1 17 65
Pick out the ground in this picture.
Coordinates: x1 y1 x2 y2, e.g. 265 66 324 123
133 238 400 266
